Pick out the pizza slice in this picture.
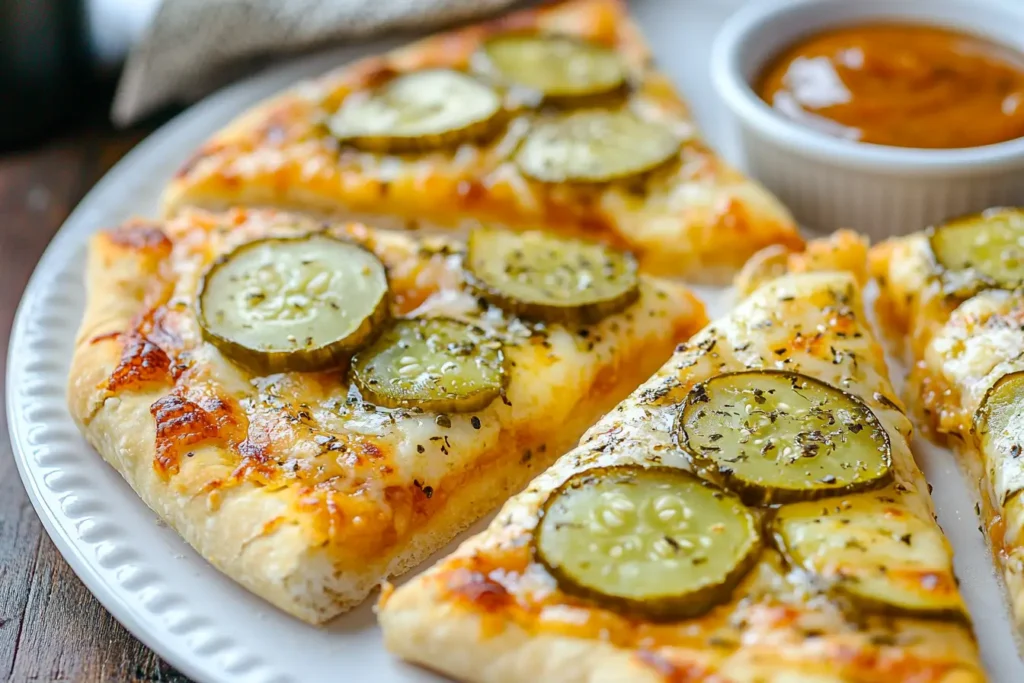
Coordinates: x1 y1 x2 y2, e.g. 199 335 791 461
162 0 801 282
871 207 1024 636
67 207 706 623
379 242 983 681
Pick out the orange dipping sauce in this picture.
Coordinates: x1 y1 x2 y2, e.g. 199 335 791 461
756 24 1024 149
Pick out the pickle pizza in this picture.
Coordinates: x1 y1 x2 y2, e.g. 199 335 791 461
164 0 801 283
872 207 1024 640
70 207 705 628
381 250 982 683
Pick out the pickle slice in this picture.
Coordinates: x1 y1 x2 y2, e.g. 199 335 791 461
515 110 680 183
534 465 760 621
464 228 639 324
677 371 892 504
974 371 1024 506
478 33 627 103
328 69 502 152
351 317 505 412
774 497 967 618
929 207 1024 295
197 234 389 374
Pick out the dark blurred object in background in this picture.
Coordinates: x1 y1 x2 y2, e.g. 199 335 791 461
2 0 522 144
0 0 91 150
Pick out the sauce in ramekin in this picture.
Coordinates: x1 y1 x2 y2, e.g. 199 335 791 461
757 24 1024 149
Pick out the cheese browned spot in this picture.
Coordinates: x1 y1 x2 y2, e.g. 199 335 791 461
150 394 232 475
107 333 172 391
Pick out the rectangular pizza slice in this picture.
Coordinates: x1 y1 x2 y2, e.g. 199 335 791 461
871 207 1024 639
378 241 984 682
162 0 802 282
67 207 706 623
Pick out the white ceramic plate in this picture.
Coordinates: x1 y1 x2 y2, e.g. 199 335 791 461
8 2 1024 681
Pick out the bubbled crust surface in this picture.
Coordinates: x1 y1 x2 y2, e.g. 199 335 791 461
162 0 802 283
871 233 1024 644
379 250 984 682
66 207 706 623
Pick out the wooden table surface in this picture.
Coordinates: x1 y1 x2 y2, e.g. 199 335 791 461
0 124 191 682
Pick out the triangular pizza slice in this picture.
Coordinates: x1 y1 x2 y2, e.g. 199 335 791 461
871 207 1024 641
379 237 983 681
67 207 705 623
163 0 801 282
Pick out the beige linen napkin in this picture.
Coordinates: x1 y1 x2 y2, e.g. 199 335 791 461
112 0 520 126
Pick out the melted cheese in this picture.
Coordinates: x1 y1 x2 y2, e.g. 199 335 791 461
875 230 1024 512
925 291 1024 506
109 207 703 556
873 229 1024 640
163 0 801 282
382 270 982 681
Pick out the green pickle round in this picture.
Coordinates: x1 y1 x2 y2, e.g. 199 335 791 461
351 317 506 412
196 234 390 374
478 33 627 102
974 370 1024 479
929 207 1024 296
534 465 760 620
677 370 893 504
515 110 680 183
464 228 639 324
327 69 502 152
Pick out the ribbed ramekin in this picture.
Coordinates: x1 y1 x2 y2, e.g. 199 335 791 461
711 0 1024 241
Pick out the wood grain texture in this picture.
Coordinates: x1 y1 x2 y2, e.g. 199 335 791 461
0 127 191 682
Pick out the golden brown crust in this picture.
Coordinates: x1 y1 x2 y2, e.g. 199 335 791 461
69 223 173 423
67 208 705 622
162 0 801 283
381 578 979 683
380 580 664 683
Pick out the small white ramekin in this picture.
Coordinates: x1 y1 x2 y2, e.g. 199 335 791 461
711 0 1024 241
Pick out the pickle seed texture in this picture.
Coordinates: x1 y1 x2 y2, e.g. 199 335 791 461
351 317 506 412
534 465 760 620
328 69 503 152
197 234 390 374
